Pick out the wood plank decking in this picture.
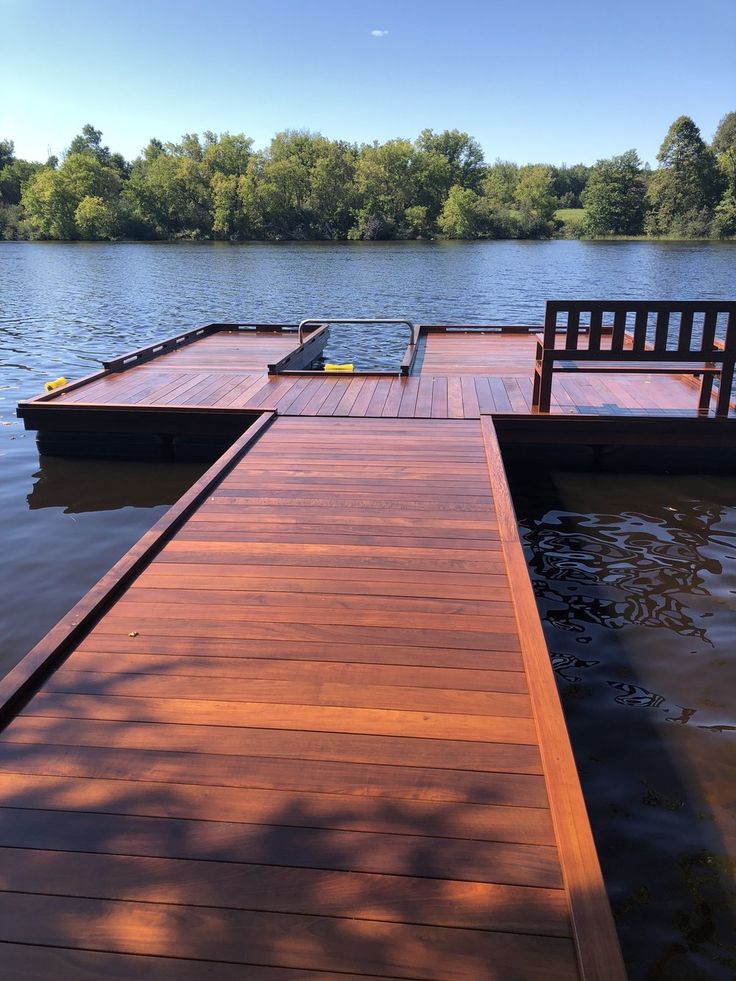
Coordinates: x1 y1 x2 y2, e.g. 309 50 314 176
11 319 731 977
19 328 733 426
0 413 624 979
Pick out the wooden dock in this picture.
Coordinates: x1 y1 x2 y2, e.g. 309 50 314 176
7 317 734 978
19 325 736 424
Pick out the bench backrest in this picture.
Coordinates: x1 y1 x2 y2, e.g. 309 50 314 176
542 300 736 356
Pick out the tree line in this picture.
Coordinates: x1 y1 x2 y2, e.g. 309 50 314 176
0 114 734 242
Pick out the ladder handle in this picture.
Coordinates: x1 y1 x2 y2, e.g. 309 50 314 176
298 318 417 347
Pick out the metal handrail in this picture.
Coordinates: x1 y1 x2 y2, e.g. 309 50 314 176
298 318 417 347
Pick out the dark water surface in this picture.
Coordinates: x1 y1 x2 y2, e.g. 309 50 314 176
1 239 735 974
508 462 736 979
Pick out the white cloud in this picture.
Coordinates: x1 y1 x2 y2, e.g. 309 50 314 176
370 29 389 38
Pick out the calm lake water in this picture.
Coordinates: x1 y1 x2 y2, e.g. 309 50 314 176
507 461 736 980
1 239 735 974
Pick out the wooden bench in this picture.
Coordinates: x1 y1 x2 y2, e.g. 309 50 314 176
531 300 736 416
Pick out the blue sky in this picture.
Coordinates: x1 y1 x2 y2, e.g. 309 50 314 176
2 0 734 167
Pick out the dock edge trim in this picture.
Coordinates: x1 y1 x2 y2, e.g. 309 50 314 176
0 410 278 728
480 413 626 981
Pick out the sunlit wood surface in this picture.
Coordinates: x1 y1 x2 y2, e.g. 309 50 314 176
35 329 727 419
0 414 625 978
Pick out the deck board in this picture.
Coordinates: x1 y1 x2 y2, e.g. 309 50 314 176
20 327 732 422
0 414 624 979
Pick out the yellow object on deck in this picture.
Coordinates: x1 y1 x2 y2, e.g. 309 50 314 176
324 363 354 372
44 377 67 392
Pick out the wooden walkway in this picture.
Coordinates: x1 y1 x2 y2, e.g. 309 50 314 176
16 320 735 976
0 410 625 978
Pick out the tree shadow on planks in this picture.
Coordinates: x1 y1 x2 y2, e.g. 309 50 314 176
0 714 577 979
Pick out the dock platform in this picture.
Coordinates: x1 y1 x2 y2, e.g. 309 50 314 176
7 318 733 978
19 325 736 425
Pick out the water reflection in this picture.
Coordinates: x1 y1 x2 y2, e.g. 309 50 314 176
508 463 736 979
0 444 205 678
527 506 723 646
27 455 206 512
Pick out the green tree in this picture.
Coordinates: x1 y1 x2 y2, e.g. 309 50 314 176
237 130 352 239
350 139 416 239
74 195 116 239
22 153 121 238
0 139 15 170
404 204 433 237
256 132 315 238
712 112 736 156
712 112 736 236
0 158 44 205
480 161 523 236
412 130 485 231
416 129 484 190
646 116 724 235
210 157 266 240
69 124 106 159
484 160 518 203
582 150 647 235
438 185 487 238
551 163 591 208
513 165 558 236
68 124 128 176
202 133 254 178
142 138 165 163
306 140 358 238
123 139 212 238
411 149 452 228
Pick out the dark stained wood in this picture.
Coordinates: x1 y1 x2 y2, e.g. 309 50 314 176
0 893 578 980
0 770 554 844
23 691 537 742
0 807 562 888
0 846 571 934
3 714 541 772
532 299 736 414
0 943 364 981
44 667 532 717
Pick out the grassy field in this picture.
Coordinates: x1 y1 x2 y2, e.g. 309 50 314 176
555 208 587 227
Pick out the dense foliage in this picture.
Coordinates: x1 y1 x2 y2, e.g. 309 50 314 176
1 116 734 241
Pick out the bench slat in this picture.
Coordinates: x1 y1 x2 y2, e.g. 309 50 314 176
588 310 603 352
551 350 727 364
702 310 717 352
717 311 736 415
612 310 627 350
677 310 694 353
633 310 648 352
654 311 670 351
553 362 720 374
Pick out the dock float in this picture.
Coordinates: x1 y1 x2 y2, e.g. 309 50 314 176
6 308 734 978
